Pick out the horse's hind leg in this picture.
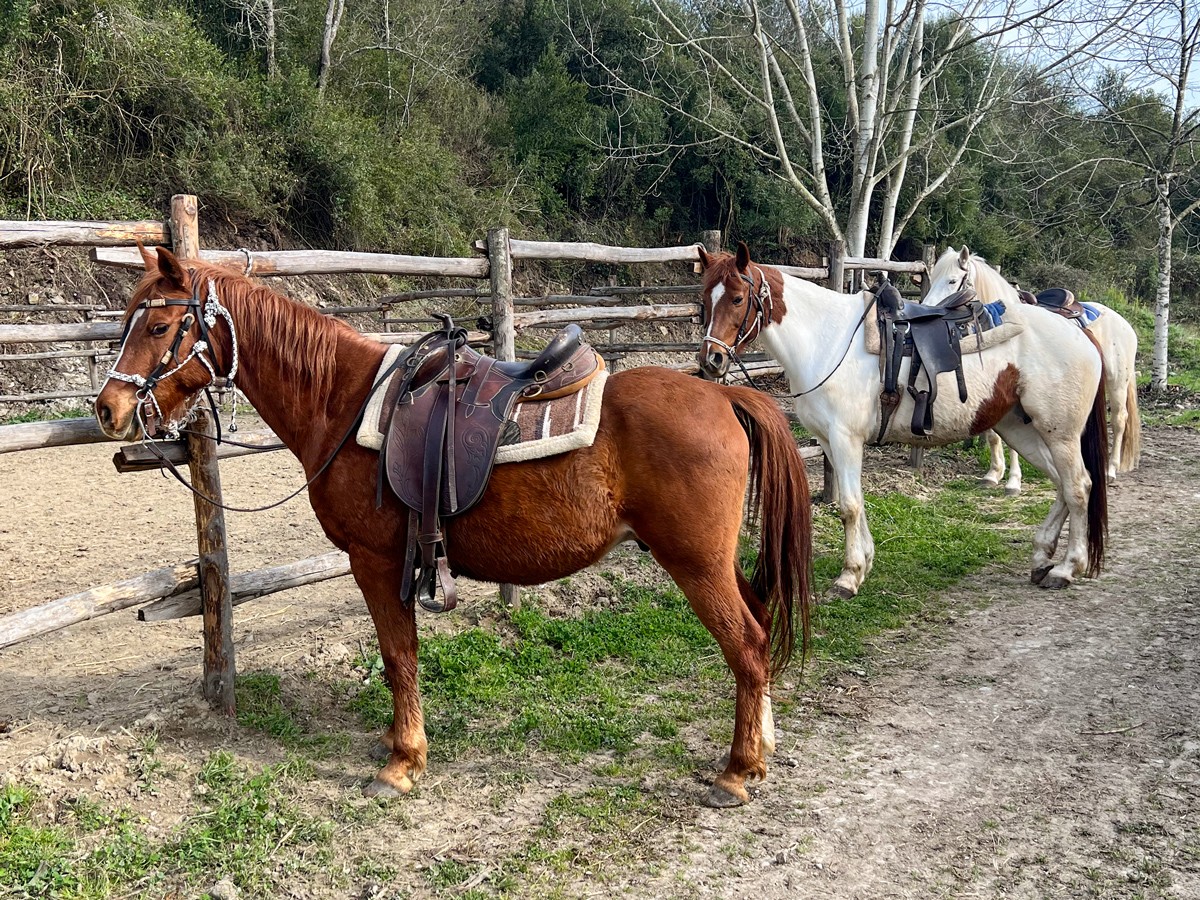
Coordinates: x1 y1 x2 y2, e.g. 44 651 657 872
980 430 1006 487
349 547 428 798
639 534 770 807
1004 447 1023 496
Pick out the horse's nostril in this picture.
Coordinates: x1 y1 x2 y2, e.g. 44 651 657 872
97 403 113 429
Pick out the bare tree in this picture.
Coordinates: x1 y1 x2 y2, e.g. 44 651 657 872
1075 0 1200 392
568 0 1138 259
317 0 347 98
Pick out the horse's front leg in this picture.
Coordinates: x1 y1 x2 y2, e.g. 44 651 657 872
825 432 874 599
1004 447 1024 496
349 547 428 798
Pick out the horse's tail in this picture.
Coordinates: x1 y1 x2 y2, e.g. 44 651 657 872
1080 336 1109 577
1118 379 1142 473
725 387 813 678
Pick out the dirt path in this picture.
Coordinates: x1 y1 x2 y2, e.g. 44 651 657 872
1 427 1197 898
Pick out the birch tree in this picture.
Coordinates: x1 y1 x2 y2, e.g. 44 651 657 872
1079 0 1200 392
569 0 1138 258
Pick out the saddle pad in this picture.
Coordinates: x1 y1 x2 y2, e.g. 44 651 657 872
1079 302 1103 327
862 296 1024 356
356 347 607 463
495 369 607 464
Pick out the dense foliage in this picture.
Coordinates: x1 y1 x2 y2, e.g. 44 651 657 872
0 0 1196 310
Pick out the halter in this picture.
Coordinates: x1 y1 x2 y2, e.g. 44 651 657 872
106 278 239 439
702 265 773 361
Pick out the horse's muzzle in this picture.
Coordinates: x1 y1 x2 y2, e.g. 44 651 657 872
699 347 731 381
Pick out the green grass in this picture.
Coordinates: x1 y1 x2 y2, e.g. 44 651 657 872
0 755 333 898
0 406 92 426
810 481 1049 662
1082 289 1200 394
235 670 351 757
350 582 730 761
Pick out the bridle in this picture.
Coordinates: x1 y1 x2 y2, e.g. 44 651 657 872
701 265 774 363
105 277 239 440
702 263 877 398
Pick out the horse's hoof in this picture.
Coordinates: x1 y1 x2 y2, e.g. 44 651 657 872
363 779 402 799
369 741 391 762
824 584 857 603
1004 487 1021 497
1030 566 1053 585
978 478 1000 488
702 782 749 808
1039 574 1072 590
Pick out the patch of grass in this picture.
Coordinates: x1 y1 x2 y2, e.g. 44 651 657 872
0 756 333 898
0 406 92 426
236 670 351 757
350 582 729 761
811 481 1048 662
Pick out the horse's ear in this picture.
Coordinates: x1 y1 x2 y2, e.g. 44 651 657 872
958 246 970 268
735 241 750 272
697 246 711 271
154 247 191 293
137 241 158 272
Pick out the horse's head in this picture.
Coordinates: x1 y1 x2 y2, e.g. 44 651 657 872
95 245 233 441
923 246 976 306
697 241 780 379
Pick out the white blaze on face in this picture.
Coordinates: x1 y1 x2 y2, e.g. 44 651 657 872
706 283 726 342
102 307 145 391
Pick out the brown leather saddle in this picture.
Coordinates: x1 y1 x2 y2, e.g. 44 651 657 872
874 280 996 440
376 315 603 612
1018 287 1086 323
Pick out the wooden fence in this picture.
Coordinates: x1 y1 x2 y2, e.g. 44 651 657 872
0 200 924 713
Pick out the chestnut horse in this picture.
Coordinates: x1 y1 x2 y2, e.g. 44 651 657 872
697 243 1108 598
925 247 1141 495
94 246 813 808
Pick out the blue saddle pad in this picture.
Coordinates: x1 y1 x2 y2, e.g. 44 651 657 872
982 301 1007 327
1080 302 1103 326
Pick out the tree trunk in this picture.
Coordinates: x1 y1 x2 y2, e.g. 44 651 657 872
1152 184 1173 393
266 0 277 79
317 0 345 98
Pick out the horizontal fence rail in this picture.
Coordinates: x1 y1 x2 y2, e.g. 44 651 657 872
93 247 491 278
0 219 169 248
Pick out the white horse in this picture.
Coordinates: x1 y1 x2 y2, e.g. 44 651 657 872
925 247 1141 494
697 243 1110 598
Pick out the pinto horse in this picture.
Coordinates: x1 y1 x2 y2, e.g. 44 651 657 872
697 242 1109 598
94 246 814 808
925 247 1141 495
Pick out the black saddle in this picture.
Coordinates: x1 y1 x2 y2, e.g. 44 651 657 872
874 280 994 440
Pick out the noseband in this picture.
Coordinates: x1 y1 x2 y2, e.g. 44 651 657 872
106 278 239 438
702 266 773 361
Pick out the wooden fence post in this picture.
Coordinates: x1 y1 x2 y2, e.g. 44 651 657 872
173 194 236 715
488 227 519 609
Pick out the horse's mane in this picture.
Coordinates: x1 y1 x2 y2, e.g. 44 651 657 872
141 261 372 411
930 248 1017 303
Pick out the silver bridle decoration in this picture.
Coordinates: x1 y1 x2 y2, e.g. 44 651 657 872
104 278 240 439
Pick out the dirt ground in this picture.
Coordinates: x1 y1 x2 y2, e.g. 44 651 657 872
0 424 1198 898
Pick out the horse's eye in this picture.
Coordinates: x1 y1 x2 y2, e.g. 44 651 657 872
732 294 745 306
150 322 170 337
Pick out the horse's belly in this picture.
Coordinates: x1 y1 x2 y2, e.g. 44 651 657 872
880 358 1019 446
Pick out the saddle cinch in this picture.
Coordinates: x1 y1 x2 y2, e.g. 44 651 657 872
375 315 604 612
873 280 998 441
